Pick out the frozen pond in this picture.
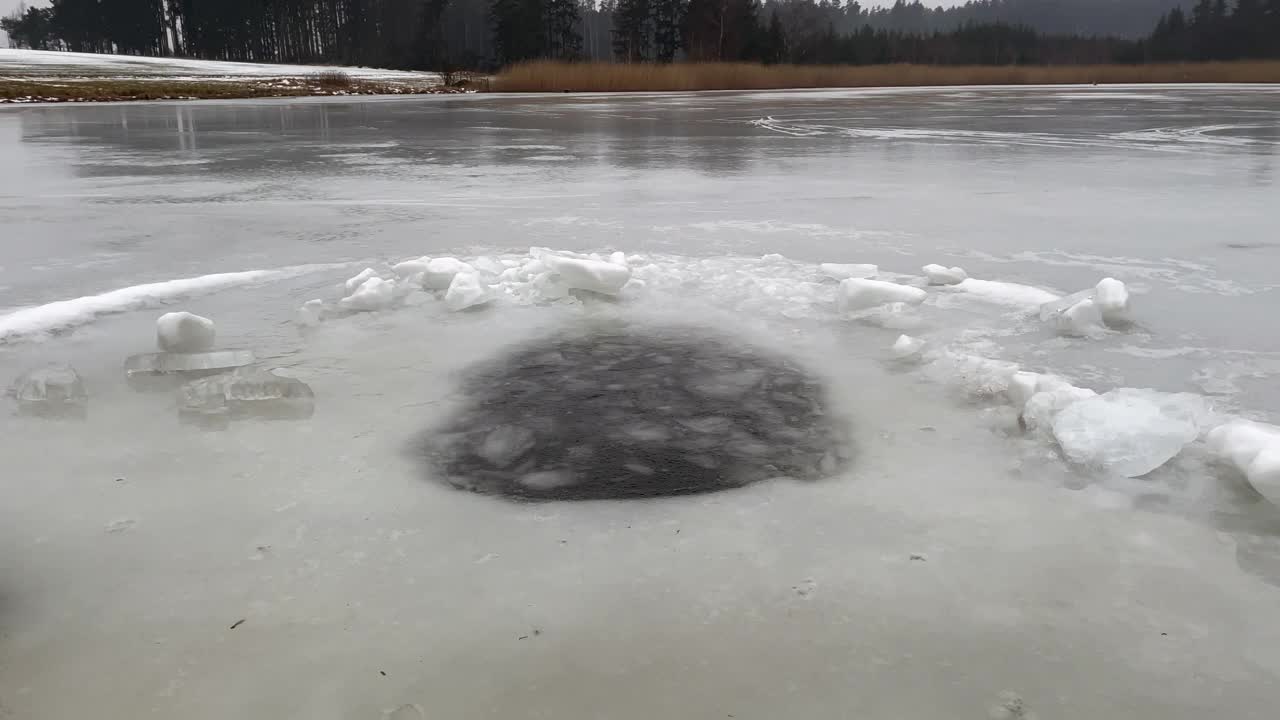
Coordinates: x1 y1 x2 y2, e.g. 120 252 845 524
2 86 1280 719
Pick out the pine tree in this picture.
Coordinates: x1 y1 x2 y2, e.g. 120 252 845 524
612 0 653 61
545 0 583 59
492 0 547 63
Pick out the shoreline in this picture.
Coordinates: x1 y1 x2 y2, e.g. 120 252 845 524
0 76 470 104
4 59 1280 104
492 60 1280 93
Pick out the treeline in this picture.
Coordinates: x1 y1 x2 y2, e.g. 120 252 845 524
1144 0 1280 60
3 0 1280 71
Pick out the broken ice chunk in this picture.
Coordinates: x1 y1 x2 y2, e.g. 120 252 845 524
421 257 476 291
391 257 430 284
444 272 493 311
124 350 256 391
7 363 87 418
540 253 631 296
297 299 326 327
837 278 926 312
344 267 379 293
1206 419 1280 506
891 334 927 360
1039 278 1131 329
156 311 215 353
819 263 878 281
1054 298 1107 337
178 367 315 429
1094 277 1130 325
1051 389 1208 477
921 264 967 285
339 277 398 312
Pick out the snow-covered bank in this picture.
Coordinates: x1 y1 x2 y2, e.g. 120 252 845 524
0 48 440 84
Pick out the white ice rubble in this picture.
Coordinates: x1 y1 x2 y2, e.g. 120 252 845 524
1207 420 1280 506
156 311 216 353
311 249 639 320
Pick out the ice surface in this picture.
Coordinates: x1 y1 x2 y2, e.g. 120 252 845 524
340 277 398 312
1206 419 1280 506
956 278 1060 308
421 257 476 291
6 363 87 418
3 88 1280 720
837 278 926 312
178 367 315 428
819 263 878 281
538 252 632 296
1052 389 1209 477
922 264 967 285
156 311 215 353
444 272 492 312
423 324 851 499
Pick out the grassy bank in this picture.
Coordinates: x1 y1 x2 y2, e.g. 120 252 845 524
0 74 461 104
492 60 1280 92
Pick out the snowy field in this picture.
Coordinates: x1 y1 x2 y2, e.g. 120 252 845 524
2 86 1280 719
0 48 440 84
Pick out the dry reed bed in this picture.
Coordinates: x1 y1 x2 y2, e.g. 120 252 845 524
493 60 1280 92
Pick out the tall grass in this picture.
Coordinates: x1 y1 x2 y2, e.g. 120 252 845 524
492 60 1280 92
